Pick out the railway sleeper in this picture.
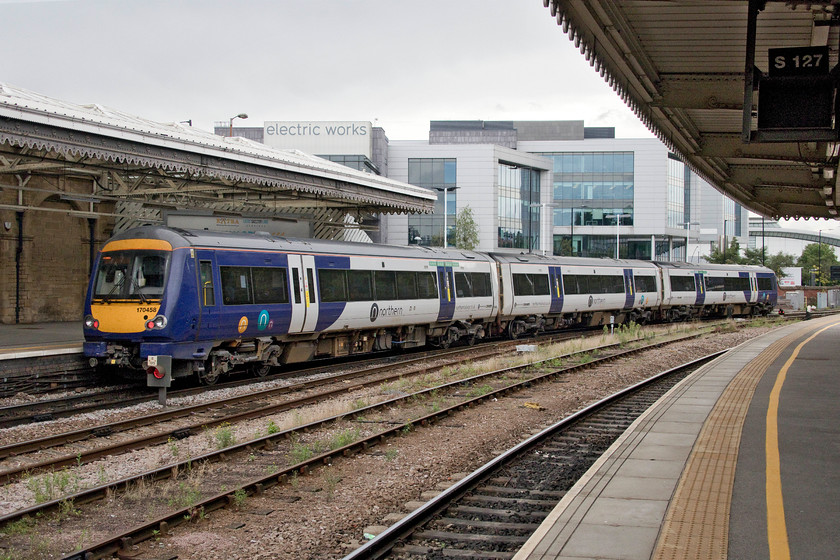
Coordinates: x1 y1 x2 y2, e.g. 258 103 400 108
461 494 559 508
479 486 566 500
433 517 542 533
392 544 513 559
450 505 550 520
414 529 530 545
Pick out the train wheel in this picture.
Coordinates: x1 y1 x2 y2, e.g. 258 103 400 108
251 364 271 378
201 357 224 385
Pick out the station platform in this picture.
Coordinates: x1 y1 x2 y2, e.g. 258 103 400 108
514 314 840 560
0 321 82 360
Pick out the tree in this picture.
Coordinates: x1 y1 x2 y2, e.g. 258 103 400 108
706 237 743 264
742 246 765 266
797 243 838 285
739 247 797 278
765 252 797 278
455 205 479 250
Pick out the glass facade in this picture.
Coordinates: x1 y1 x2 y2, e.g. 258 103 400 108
318 154 379 174
537 151 634 256
407 158 457 246
667 155 687 228
497 163 541 251
666 155 689 260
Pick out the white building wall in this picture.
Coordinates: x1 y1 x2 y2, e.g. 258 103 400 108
383 141 550 251
518 138 673 252
382 133 746 261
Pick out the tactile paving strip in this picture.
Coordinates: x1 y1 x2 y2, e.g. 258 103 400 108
652 324 817 560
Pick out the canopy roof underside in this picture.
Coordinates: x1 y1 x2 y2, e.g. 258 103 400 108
545 0 840 220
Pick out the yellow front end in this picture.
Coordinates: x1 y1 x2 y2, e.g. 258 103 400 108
89 302 162 334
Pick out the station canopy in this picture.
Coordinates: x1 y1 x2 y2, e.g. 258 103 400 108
0 84 435 235
544 0 840 220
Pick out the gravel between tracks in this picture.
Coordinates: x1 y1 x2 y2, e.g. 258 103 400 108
0 322 781 559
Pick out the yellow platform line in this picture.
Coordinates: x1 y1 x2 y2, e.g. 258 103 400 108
765 320 840 560
652 320 830 560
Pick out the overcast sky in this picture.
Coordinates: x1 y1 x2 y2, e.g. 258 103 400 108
3 0 651 139
3 0 834 235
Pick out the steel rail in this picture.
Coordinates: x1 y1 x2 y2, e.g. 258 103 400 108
0 331 594 484
0 330 576 428
47 336 705 560
340 350 727 560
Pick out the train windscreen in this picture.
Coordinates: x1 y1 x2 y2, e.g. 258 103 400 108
92 250 170 301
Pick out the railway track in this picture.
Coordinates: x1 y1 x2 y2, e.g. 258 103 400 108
0 329 615 487
3 331 711 560
0 330 584 429
341 351 723 560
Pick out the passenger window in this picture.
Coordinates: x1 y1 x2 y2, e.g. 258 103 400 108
634 275 657 293
417 271 438 299
396 271 418 299
306 269 316 304
318 269 347 302
532 274 550 295
455 272 473 298
471 273 492 297
670 276 696 292
374 270 397 300
200 261 215 306
252 267 289 304
348 270 373 301
220 266 253 305
292 268 301 304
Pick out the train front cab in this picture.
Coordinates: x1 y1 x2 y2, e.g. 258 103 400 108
84 238 170 367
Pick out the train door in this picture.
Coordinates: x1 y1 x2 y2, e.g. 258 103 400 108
301 254 319 332
746 272 757 303
287 254 319 333
623 269 635 310
694 272 706 305
196 250 220 340
436 264 455 322
287 254 306 333
549 266 564 313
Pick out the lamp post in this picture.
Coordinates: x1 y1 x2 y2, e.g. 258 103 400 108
678 221 700 262
818 229 822 286
529 202 557 255
722 219 730 263
229 113 248 137
761 217 766 265
435 186 459 248
605 212 629 259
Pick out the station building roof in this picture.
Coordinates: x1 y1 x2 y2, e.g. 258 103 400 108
0 83 435 231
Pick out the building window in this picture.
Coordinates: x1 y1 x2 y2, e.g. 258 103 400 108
667 155 686 229
536 151 634 256
318 154 380 174
497 163 541 250
407 159 457 246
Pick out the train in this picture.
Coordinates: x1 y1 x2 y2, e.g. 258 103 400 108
82 226 778 385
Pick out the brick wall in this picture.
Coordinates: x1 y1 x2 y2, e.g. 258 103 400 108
0 176 114 324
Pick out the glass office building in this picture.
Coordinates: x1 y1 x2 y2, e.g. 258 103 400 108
406 158 458 246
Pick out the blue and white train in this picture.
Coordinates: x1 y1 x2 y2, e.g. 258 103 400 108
82 227 778 384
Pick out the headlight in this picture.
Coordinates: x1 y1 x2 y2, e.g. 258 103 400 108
84 315 99 329
146 315 168 330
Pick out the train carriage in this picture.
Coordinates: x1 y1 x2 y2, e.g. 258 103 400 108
657 262 778 320
84 226 498 384
489 253 661 334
